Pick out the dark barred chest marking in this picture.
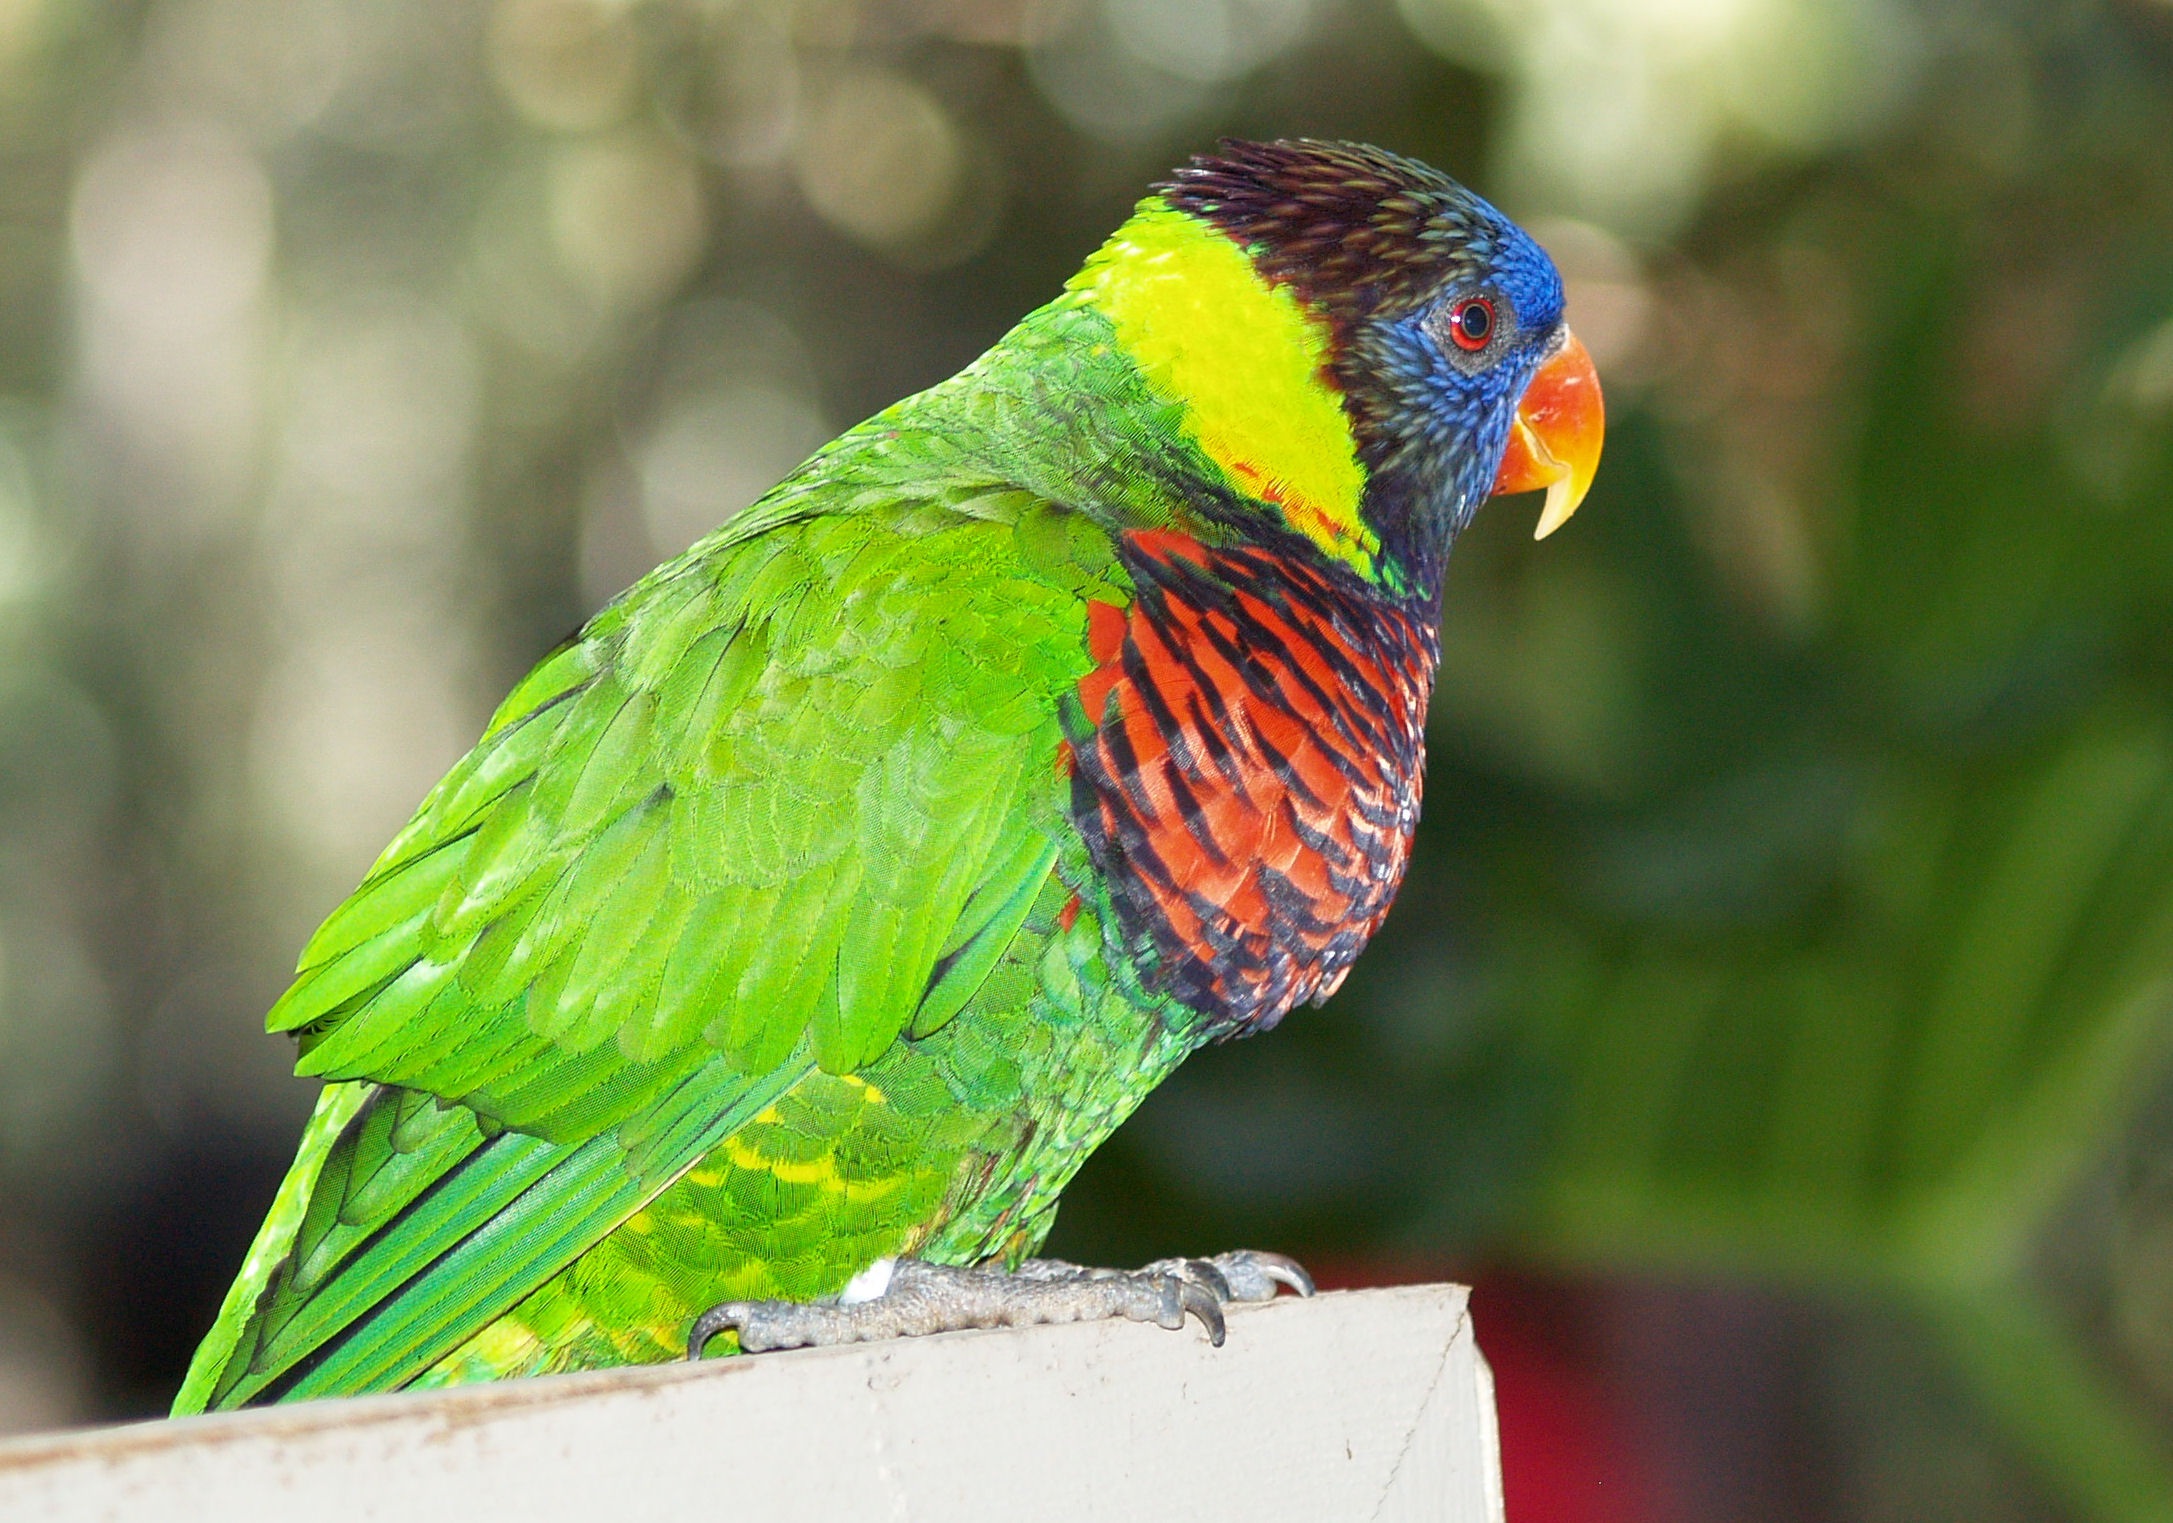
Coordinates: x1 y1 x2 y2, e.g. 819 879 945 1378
1066 530 1437 1034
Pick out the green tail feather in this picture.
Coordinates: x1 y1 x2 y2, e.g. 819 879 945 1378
172 1082 374 1416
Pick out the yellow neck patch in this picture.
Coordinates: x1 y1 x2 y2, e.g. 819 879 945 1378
1068 201 1375 573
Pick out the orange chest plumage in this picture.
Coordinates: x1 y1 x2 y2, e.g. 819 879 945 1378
1066 530 1437 1033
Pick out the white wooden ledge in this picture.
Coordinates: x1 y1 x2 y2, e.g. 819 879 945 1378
0 1283 1501 1522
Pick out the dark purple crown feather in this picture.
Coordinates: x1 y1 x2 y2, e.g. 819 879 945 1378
1157 139 1499 326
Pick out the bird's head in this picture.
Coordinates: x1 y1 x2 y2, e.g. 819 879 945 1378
1070 138 1603 600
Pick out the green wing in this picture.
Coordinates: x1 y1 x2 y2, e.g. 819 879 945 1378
176 477 1120 1413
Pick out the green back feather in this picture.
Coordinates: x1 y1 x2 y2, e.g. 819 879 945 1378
174 377 1135 1409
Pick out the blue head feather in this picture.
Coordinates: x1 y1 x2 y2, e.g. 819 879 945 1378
1162 140 1570 601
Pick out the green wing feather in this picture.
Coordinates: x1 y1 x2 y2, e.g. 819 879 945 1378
175 454 1113 1413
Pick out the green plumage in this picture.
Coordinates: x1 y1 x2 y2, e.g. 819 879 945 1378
173 295 1211 1413
177 136 1582 1409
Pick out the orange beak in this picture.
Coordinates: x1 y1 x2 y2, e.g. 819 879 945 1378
1490 327 1604 539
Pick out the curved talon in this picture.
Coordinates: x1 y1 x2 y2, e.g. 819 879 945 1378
1183 1257 1232 1302
1246 1251 1316 1298
1178 1278 1227 1346
1206 1250 1316 1302
687 1302 747 1361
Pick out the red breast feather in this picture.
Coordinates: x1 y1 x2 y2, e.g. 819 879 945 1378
1068 530 1436 1033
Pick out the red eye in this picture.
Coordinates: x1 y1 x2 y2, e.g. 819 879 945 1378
1448 297 1494 351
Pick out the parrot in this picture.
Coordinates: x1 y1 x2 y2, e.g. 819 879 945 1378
171 138 1603 1413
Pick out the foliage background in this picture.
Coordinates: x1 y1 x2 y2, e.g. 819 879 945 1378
0 0 2171 1517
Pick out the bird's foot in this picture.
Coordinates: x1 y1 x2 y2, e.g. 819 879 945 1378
687 1250 1314 1359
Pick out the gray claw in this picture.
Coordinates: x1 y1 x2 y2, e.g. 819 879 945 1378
688 1302 747 1360
1183 1257 1232 1301
1180 1278 1227 1347
1234 1251 1312 1294
685 1248 1314 1361
1206 1250 1315 1302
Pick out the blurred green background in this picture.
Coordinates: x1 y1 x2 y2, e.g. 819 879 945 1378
0 0 2170 1517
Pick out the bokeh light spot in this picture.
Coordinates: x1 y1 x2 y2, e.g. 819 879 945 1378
548 132 708 306
792 65 968 260
488 0 642 133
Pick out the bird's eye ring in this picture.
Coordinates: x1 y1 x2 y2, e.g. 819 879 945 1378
1447 297 1495 352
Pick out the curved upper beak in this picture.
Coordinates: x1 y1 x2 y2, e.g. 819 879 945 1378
1490 327 1604 540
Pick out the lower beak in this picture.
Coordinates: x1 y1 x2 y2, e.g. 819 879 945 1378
1490 327 1604 540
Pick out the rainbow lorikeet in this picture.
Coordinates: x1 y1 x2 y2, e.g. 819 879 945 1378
173 139 1602 1413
